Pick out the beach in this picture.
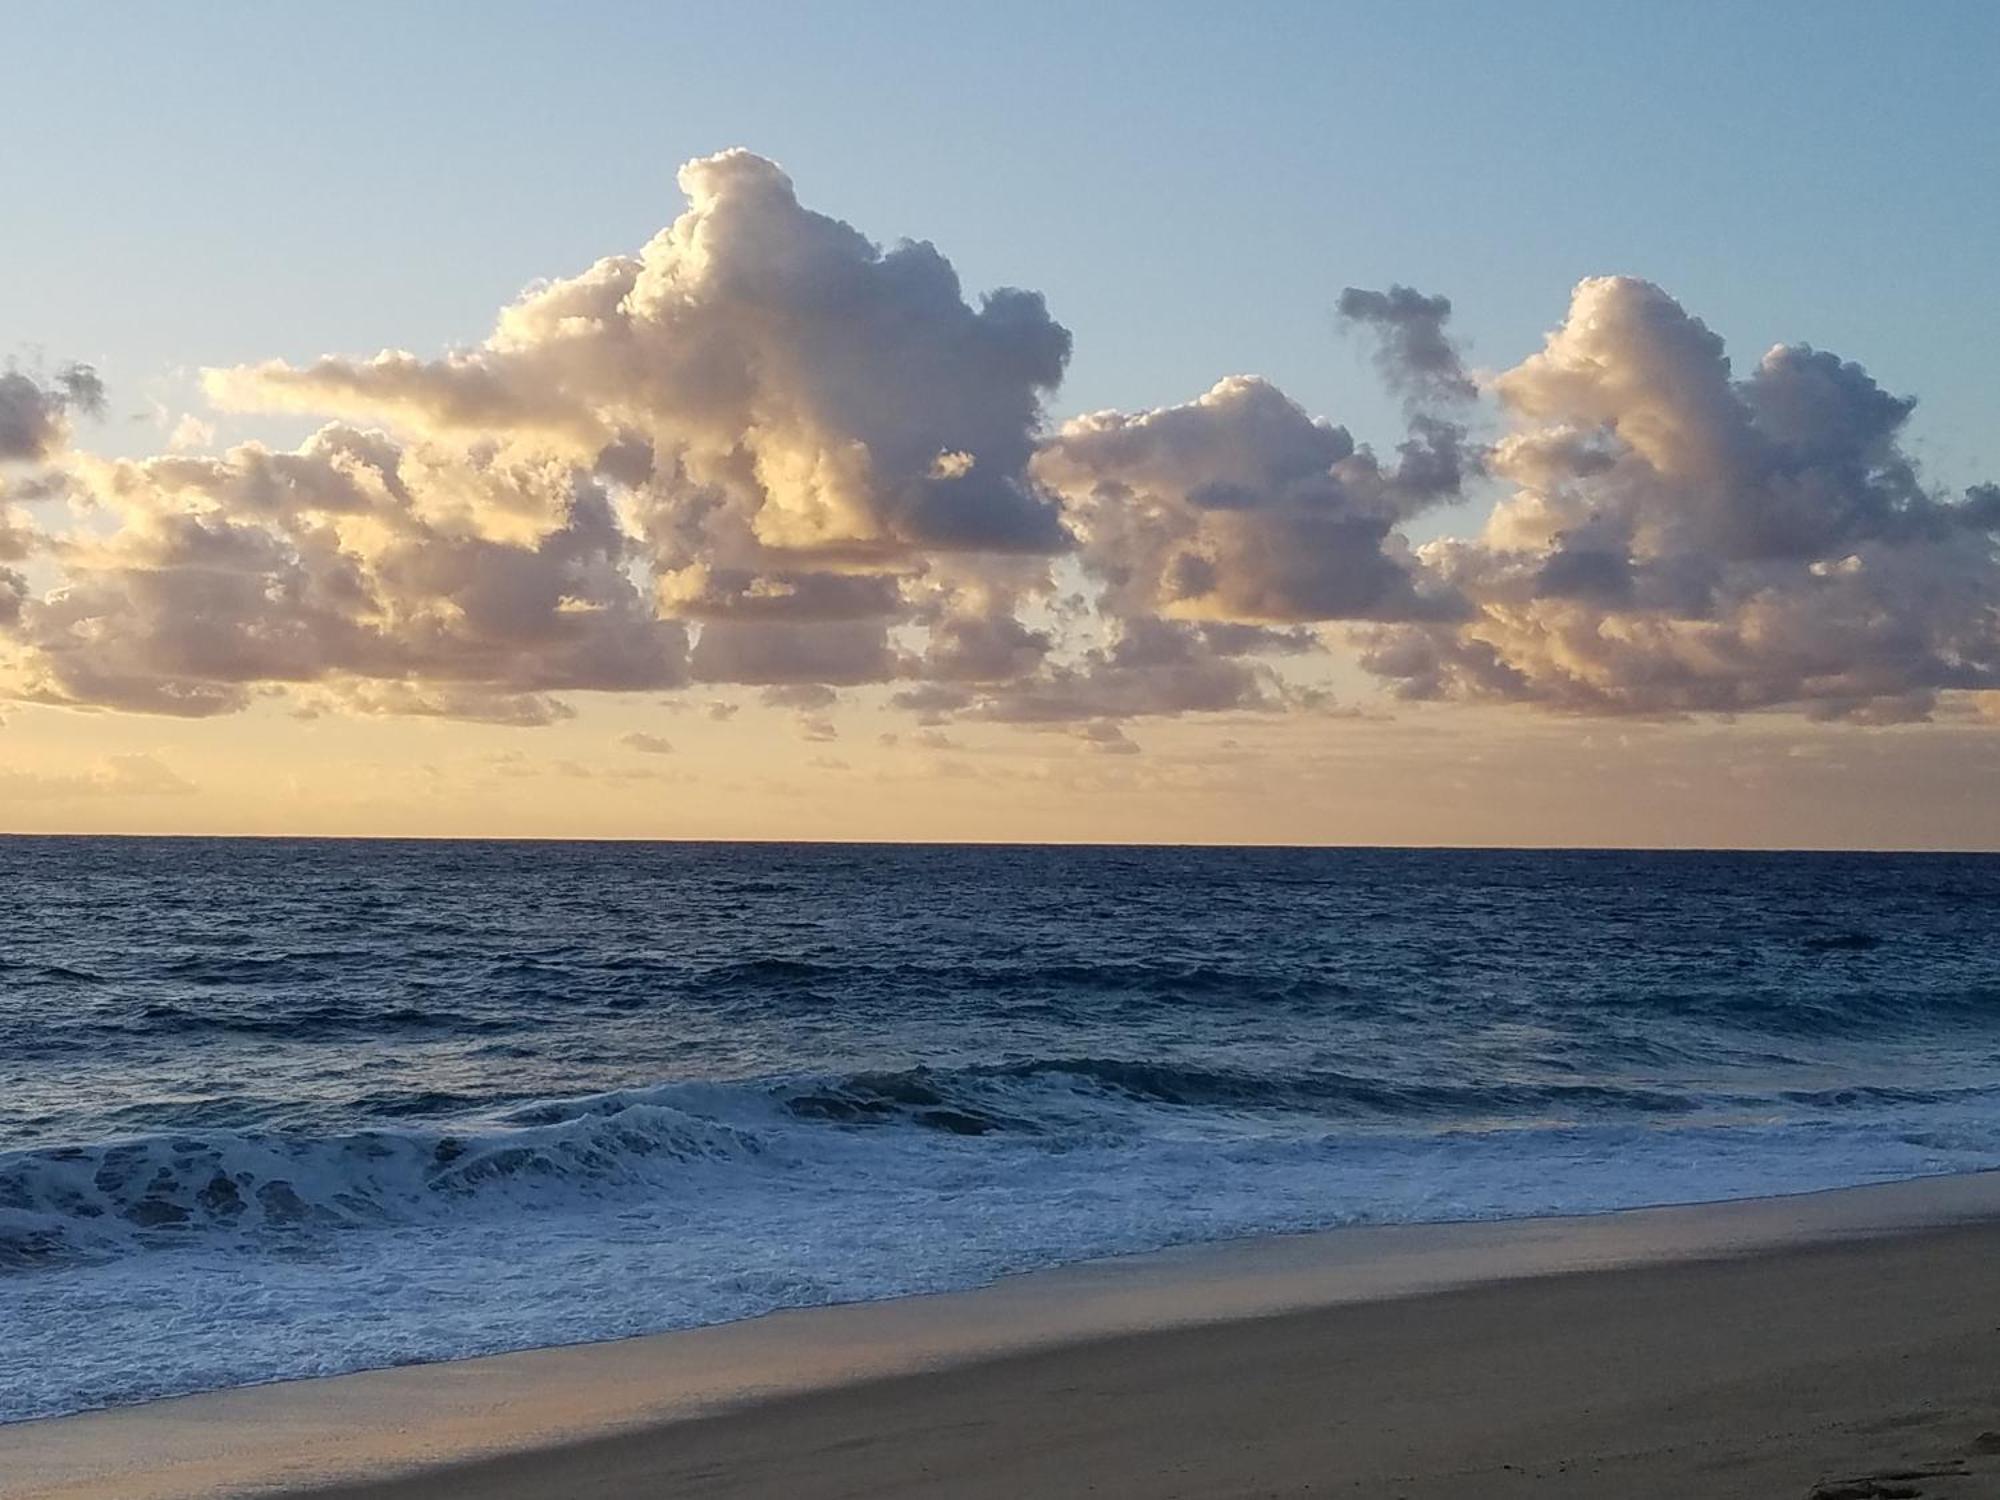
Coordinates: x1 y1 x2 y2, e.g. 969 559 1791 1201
8 1174 2000 1500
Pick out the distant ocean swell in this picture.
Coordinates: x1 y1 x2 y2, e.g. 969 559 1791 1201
16 947 2000 1049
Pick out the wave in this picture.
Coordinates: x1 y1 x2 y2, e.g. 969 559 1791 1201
94 1001 521 1042
787 1058 1701 1126
1654 985 2000 1038
11 1054 1988 1275
0 1096 766 1271
23 944 2000 1066
155 951 381 985
1799 931 1884 953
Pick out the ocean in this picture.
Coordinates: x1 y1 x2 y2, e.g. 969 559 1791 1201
3 838 1998 1423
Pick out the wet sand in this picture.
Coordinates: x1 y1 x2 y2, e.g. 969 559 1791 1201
9 1175 2000 1499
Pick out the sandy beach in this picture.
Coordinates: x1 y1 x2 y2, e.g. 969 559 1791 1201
312 1223 2000 1500
8 1175 2000 1500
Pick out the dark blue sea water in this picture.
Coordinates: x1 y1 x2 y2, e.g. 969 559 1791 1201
4 839 1999 1422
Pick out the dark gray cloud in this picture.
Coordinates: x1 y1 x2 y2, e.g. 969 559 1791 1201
55 364 106 417
1191 622 1321 656
0 365 103 463
965 617 1282 724
888 682 973 725
662 568 903 623
0 508 37 564
1337 285 1476 406
760 682 839 710
922 612 1052 682
688 619 895 687
618 731 675 755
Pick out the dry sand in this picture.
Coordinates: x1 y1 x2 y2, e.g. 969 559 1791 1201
8 1177 2000 1499
300 1223 2000 1500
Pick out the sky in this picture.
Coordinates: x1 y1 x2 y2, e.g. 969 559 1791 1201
1 1 1997 846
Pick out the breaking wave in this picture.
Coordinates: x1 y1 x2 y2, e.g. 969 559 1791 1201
10 1057 1997 1278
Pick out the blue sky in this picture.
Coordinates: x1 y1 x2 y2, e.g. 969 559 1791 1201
6 0 1995 490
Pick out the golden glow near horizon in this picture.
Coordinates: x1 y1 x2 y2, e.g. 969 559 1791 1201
4 154 1998 848
2 695 1996 849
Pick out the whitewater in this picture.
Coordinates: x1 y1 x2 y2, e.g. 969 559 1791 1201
4 839 1998 1422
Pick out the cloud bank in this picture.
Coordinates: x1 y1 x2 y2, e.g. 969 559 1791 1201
1359 277 2000 723
4 155 1994 739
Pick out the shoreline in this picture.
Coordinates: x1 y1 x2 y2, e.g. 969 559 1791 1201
7 1170 2000 1498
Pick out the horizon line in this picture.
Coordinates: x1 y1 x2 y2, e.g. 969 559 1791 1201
0 830 1993 856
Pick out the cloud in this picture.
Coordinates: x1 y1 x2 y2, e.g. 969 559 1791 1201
921 610 1052 682
6 427 686 717
967 616 1283 725
208 150 1072 560
301 682 578 727
1034 375 1464 624
1070 720 1140 755
6 159 1992 740
1336 285 1476 406
0 364 103 463
1358 277 2000 721
888 682 971 725
689 618 894 686
56 365 107 418
168 414 216 453
660 567 903 623
0 154 1408 732
617 731 675 754
760 682 838 710
0 508 37 564
105 151 1098 711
